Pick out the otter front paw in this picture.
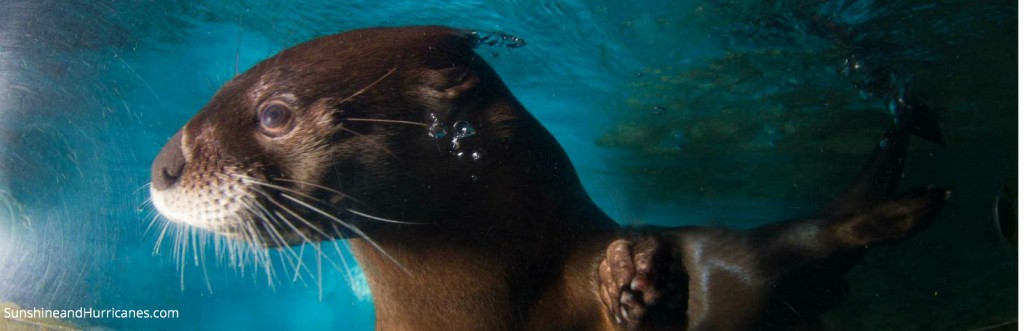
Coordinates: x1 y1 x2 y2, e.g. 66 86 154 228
598 237 684 329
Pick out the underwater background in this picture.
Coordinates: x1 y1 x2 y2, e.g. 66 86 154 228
0 0 1016 330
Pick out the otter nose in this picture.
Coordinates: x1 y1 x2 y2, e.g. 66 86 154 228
151 130 186 191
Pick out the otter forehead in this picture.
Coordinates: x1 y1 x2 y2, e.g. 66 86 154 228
235 26 476 101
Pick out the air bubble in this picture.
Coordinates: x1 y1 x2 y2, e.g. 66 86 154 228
427 113 447 138
453 121 477 138
449 121 478 151
464 30 527 48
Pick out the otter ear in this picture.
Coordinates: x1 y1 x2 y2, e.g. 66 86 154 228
412 67 480 101
439 67 480 100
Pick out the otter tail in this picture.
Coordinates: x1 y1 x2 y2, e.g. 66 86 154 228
893 95 944 146
823 95 944 215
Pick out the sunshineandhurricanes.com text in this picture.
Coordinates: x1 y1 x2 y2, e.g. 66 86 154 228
4 306 179 319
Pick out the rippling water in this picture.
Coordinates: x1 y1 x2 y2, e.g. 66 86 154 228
0 0 1015 330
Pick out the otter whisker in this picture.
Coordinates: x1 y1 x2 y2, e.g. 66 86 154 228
250 176 416 273
233 175 324 203
153 218 173 255
328 224 358 286
338 126 366 137
272 209 329 267
291 239 308 283
143 209 162 236
233 203 259 244
256 191 357 276
237 198 279 277
241 209 269 249
253 189 331 241
136 195 154 211
243 199 284 252
255 207 305 269
263 200 348 276
197 232 214 293
246 195 289 248
279 193 411 275
240 218 275 283
337 67 397 105
346 208 425 225
248 203 295 254
177 225 188 264
239 202 278 286
260 251 277 286
134 182 152 195
170 223 181 262
271 177 367 207
177 224 188 291
244 178 348 280
315 242 324 300
343 118 429 128
191 226 201 267
258 218 307 284
259 217 316 282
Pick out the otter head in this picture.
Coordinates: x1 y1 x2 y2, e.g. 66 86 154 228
150 26 588 248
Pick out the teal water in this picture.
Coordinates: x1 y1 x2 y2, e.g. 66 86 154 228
0 1 1015 330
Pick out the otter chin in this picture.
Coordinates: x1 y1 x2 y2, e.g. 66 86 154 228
150 26 947 330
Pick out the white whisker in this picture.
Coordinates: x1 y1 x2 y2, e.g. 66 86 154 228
316 242 324 300
254 190 348 279
338 67 397 104
272 177 366 206
328 224 357 285
234 175 323 203
134 182 153 195
143 209 162 235
254 191 350 277
346 208 425 225
292 241 307 283
343 118 428 127
153 219 172 255
259 214 304 271
280 193 411 275
198 232 214 294
237 197 279 285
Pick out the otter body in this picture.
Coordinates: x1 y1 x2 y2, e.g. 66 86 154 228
150 26 946 330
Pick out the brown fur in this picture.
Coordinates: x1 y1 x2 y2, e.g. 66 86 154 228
150 26 946 330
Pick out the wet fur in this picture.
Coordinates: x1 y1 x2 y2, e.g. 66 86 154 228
149 26 946 330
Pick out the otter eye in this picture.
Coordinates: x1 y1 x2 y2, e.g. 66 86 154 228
259 102 294 136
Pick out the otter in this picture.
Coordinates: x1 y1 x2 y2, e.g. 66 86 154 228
149 26 946 330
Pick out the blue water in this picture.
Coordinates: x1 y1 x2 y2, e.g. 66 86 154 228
0 0 1015 330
